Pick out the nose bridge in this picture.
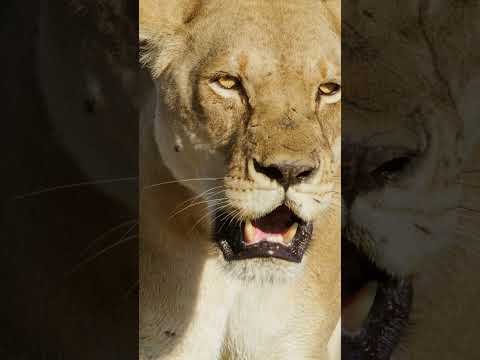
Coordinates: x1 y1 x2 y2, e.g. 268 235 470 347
251 102 319 168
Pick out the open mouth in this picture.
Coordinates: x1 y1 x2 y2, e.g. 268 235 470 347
214 205 313 263
342 238 413 360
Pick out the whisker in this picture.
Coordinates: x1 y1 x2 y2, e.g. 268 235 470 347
117 221 139 243
227 208 243 229
143 177 223 191
189 213 212 234
208 202 234 217
234 210 246 227
168 197 229 221
80 219 138 258
189 203 232 234
216 205 243 233
217 208 236 233
14 176 138 199
65 234 137 278
171 187 226 216
172 186 224 213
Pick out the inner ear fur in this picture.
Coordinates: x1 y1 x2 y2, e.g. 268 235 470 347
139 0 202 77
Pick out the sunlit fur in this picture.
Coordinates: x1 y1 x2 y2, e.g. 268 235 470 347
140 0 341 359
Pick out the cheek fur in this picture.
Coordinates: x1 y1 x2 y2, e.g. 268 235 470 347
198 85 247 146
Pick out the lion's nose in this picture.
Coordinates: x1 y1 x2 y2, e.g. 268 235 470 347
253 158 317 190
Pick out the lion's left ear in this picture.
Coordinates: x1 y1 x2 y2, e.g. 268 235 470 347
139 0 202 78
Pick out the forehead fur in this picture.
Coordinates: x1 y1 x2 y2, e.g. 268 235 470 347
140 0 340 78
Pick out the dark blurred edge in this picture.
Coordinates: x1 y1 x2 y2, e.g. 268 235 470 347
341 1 480 359
1 2 138 359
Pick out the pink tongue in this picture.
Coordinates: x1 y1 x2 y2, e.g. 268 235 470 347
252 206 293 242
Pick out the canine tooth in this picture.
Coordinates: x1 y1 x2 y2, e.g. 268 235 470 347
244 221 256 244
283 223 299 244
342 281 378 335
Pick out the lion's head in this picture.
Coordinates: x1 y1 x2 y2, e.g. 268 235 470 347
140 0 341 282
341 1 480 359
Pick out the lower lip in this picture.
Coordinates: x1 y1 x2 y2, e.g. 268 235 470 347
342 279 413 360
213 213 313 263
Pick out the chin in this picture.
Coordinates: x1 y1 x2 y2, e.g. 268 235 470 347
219 256 307 285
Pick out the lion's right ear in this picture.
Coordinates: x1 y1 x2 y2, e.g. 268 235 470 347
139 0 202 78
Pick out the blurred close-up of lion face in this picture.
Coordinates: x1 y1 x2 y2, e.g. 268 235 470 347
341 2 480 359
141 0 340 281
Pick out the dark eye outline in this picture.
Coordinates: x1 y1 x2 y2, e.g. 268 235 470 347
318 82 341 96
371 156 414 182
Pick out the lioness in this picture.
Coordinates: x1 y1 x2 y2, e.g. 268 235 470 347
30 0 480 359
342 1 480 359
139 0 341 359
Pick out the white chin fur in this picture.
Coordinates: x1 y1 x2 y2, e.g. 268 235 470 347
219 254 306 285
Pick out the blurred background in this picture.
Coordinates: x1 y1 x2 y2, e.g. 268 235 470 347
1 1 138 359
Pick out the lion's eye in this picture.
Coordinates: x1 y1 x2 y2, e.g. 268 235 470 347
217 75 240 90
318 82 340 96
371 156 413 183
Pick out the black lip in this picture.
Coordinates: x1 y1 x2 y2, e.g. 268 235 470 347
213 208 313 263
342 237 413 360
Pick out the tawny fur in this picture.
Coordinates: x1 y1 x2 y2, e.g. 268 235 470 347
140 1 341 359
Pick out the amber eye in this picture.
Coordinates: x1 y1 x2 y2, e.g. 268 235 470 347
318 82 341 96
217 75 240 90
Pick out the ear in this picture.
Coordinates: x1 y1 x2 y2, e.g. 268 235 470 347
139 0 202 77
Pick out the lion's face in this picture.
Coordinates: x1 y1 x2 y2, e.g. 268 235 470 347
141 0 340 280
342 52 462 275
341 2 475 359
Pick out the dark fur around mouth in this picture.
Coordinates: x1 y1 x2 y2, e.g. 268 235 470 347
212 208 313 263
342 238 413 360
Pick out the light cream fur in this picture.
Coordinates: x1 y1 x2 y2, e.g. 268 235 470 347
140 1 341 359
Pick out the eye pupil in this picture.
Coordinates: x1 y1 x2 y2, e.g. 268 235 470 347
218 76 238 89
319 82 340 96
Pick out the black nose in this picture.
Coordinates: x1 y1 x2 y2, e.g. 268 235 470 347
253 159 317 189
